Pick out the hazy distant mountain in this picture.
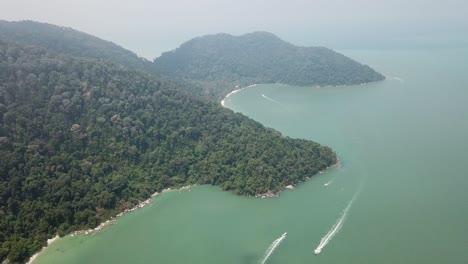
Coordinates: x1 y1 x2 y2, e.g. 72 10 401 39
0 20 151 70
153 31 385 99
0 20 384 101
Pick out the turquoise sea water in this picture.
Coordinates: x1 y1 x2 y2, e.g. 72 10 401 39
35 48 468 263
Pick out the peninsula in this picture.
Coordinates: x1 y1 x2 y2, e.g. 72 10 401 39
0 20 384 263
153 31 385 100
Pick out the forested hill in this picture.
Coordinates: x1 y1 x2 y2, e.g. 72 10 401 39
0 40 336 262
0 20 214 101
0 20 151 71
153 31 385 100
0 21 385 102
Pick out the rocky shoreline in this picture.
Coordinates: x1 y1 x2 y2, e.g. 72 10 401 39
27 185 193 264
71 185 193 236
255 159 340 199
25 236 59 264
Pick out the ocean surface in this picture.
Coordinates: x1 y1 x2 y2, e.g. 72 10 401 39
35 48 468 264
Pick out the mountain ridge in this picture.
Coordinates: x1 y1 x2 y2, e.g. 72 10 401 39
0 20 151 70
0 20 384 102
153 31 385 100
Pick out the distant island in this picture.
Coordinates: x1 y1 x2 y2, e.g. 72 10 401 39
0 21 349 263
153 31 385 100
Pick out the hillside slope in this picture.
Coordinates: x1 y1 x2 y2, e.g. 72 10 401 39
0 20 151 71
0 40 336 262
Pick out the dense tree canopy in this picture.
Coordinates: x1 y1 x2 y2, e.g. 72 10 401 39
0 20 151 72
0 40 336 262
0 21 390 263
153 31 385 100
0 21 385 102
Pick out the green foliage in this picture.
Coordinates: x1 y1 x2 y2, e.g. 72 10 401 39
0 40 336 262
153 31 385 100
0 20 151 72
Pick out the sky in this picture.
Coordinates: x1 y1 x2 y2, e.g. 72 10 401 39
1 0 467 59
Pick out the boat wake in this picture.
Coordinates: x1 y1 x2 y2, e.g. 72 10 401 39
261 232 287 264
261 94 280 104
393 77 405 83
324 179 334 187
314 186 362 255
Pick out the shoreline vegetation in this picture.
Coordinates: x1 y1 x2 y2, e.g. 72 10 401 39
27 154 340 263
27 185 194 264
25 236 58 264
0 21 363 263
255 159 341 198
220 83 342 198
25 73 346 263
0 40 336 262
27 157 339 264
28 79 346 263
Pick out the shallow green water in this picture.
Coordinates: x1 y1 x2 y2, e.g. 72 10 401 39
36 48 468 264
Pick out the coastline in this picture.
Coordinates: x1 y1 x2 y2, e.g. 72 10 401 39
220 84 257 107
220 84 342 199
255 158 341 198
26 158 339 262
220 79 386 107
26 236 59 264
27 185 193 264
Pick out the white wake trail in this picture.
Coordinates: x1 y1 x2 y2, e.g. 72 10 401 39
261 232 287 264
393 77 405 83
324 179 334 187
261 94 280 104
314 186 362 255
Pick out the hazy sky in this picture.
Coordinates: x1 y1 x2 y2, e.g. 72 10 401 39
2 0 467 59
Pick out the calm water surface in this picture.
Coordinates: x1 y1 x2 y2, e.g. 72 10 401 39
36 48 468 263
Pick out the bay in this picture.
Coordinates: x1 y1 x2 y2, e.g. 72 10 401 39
35 48 468 264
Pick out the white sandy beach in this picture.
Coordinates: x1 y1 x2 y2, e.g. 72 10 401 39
26 235 59 264
220 84 257 107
